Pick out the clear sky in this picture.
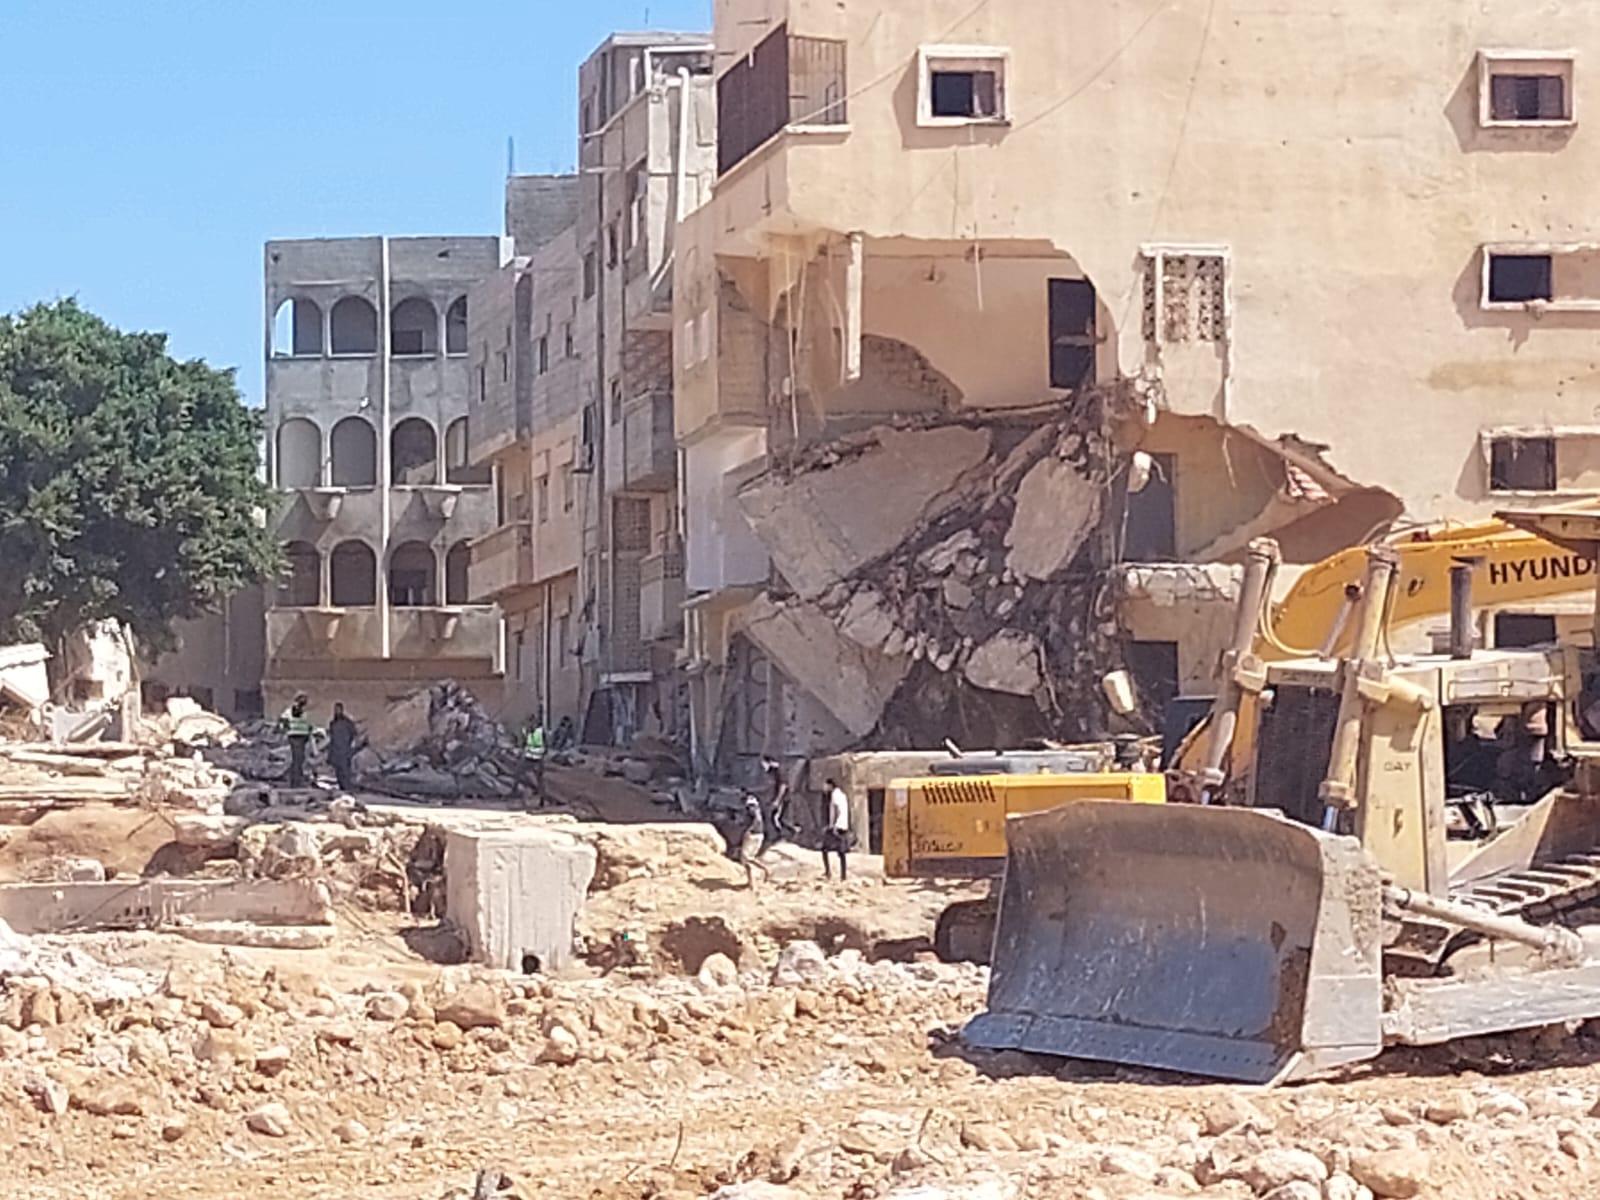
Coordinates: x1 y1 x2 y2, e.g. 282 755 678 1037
0 0 711 407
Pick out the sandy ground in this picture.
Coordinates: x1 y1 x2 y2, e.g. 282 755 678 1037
3 801 1600 1200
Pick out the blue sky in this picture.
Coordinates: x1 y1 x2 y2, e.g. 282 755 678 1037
0 0 710 406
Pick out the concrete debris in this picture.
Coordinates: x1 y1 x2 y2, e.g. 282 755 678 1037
962 631 1044 697
359 681 526 801
443 826 596 973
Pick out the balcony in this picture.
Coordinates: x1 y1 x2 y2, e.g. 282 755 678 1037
717 24 847 176
267 608 382 662
641 542 686 643
390 605 499 661
619 391 676 492
469 522 536 601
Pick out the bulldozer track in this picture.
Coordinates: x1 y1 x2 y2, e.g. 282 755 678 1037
1391 849 1600 971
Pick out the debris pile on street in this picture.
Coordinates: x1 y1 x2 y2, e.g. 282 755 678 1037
356 682 526 800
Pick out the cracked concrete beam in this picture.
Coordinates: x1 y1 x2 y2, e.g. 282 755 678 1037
737 424 993 599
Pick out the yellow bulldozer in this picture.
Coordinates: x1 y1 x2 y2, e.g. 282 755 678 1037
967 507 1600 1083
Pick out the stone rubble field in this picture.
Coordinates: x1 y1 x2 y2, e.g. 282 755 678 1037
2 838 1600 1199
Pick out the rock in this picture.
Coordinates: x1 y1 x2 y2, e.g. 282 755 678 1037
24 1076 67 1116
1237 1148 1328 1193
365 991 410 1022
698 953 740 989
1423 1091 1477 1124
333 1118 370 1144
435 983 504 1030
893 1145 931 1174
1097 1147 1160 1180
1478 1091 1529 1120
195 1027 254 1068
1350 1149 1430 1199
255 1045 291 1076
77 1087 144 1117
707 1183 807 1200
772 941 829 987
23 990 56 1028
1203 1093 1270 1136
162 1116 190 1142
1261 1184 1322 1200
838 1126 899 1164
431 1021 464 1051
200 998 245 1029
1560 1130 1596 1162
1323 1173 1374 1200
963 630 1044 696
960 1123 1018 1152
1377 1105 1415 1126
247 1102 292 1137
1528 1086 1590 1117
539 1023 580 1066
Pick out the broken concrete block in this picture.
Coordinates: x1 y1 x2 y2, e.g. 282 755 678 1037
738 425 991 599
1004 454 1100 581
442 826 596 974
964 631 1044 696
836 587 900 652
736 596 910 738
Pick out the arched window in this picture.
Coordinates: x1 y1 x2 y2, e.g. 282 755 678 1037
271 297 323 357
330 296 378 355
388 541 437 607
275 417 321 488
445 296 468 355
445 540 472 605
330 540 377 607
390 296 438 356
391 417 438 486
444 416 490 485
278 541 322 607
329 416 377 487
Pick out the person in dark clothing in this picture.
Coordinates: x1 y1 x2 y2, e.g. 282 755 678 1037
716 794 769 888
326 702 358 792
757 756 791 856
277 693 316 789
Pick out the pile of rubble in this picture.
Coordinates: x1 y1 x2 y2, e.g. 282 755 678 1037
354 681 527 800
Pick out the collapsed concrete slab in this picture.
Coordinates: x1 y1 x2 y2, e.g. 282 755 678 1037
735 594 911 737
0 877 334 938
443 826 596 973
737 424 992 598
1005 453 1101 581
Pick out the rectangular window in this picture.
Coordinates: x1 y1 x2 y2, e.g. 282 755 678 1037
564 321 575 358
537 335 549 374
1124 452 1177 561
1492 75 1567 122
1047 278 1097 390
610 379 623 424
477 364 487 403
1487 253 1554 303
1124 641 1180 716
1489 436 1556 492
1479 52 1575 127
918 46 1010 126
498 349 510 382
537 475 550 522
1142 247 1228 343
583 250 597 299
606 223 619 269
626 162 647 251
513 631 525 680
392 328 424 356
1495 612 1558 648
562 464 575 511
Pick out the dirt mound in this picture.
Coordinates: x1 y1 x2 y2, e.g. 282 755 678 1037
0 805 177 882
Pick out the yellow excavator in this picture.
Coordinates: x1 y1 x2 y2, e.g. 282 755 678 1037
967 507 1600 1083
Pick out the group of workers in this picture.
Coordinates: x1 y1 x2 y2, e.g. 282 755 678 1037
277 696 854 879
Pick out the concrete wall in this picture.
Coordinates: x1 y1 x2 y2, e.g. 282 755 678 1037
505 174 580 259
142 587 267 717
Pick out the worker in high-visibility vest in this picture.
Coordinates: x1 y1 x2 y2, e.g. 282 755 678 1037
519 714 548 809
277 693 318 788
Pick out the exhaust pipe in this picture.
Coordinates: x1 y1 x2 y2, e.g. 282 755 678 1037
1449 560 1475 659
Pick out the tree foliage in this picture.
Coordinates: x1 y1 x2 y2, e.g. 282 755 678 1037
0 299 277 652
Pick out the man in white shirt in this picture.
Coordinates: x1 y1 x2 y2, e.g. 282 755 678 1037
822 777 851 881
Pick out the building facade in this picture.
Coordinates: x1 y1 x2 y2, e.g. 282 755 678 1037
672 0 1600 775
262 236 508 720
467 34 717 741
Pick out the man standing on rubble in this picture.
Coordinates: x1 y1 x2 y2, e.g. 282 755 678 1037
822 776 851 882
326 702 358 793
277 693 317 789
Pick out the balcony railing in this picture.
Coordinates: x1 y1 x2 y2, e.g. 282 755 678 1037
640 542 686 643
468 521 535 601
717 24 847 175
621 391 676 492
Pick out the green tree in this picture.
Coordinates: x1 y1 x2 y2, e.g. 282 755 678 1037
0 299 277 653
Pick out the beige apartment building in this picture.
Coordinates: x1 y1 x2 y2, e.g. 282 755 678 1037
261 236 508 720
674 0 1600 775
468 35 716 738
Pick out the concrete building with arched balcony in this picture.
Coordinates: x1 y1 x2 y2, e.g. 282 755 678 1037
259 233 511 720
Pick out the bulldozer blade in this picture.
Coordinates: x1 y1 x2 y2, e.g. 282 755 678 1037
964 801 1385 1083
